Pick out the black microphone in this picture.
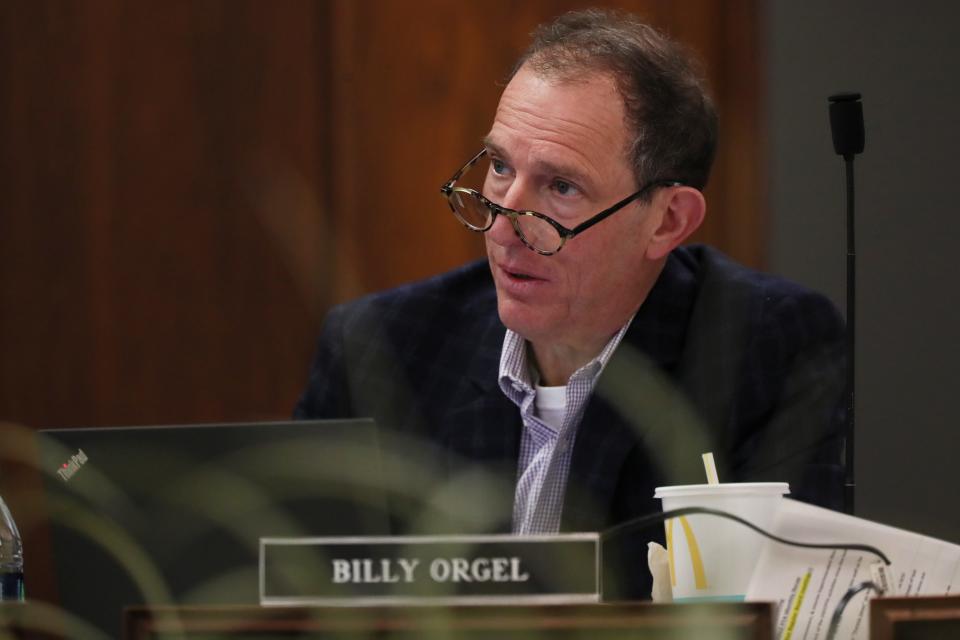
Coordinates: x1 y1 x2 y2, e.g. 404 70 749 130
828 92 864 516
829 93 865 159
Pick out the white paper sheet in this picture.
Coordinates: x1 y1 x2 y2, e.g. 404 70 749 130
745 499 960 640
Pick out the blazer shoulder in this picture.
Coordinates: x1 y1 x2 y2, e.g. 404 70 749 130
295 260 499 419
677 244 843 337
671 244 845 429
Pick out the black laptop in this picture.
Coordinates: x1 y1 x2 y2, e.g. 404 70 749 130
35 419 388 637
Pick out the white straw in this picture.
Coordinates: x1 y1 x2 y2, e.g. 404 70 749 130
702 452 720 485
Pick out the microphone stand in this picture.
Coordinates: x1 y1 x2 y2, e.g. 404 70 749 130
828 93 865 515
843 153 857 516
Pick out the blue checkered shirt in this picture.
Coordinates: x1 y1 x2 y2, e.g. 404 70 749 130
499 322 632 534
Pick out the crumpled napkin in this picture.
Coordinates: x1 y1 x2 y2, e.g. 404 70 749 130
648 541 673 602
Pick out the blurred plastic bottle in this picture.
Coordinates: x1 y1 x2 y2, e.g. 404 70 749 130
0 495 24 601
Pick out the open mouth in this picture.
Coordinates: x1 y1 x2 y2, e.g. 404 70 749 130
496 262 546 287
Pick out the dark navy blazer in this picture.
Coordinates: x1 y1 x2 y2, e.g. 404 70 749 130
294 244 846 599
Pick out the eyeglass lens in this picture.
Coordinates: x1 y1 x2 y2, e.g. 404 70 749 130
448 155 564 253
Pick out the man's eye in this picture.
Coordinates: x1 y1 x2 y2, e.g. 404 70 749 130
553 180 578 196
492 159 508 175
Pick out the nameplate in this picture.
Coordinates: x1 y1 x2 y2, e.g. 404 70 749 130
260 533 600 606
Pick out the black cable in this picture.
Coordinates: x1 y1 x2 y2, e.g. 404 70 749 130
605 506 890 636
825 580 883 640
601 506 890 565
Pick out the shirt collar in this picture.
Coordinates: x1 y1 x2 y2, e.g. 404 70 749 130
497 317 634 406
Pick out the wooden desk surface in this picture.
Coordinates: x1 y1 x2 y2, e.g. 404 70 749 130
870 595 960 640
121 602 776 640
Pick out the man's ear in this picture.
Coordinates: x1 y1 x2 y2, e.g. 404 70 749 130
645 187 706 261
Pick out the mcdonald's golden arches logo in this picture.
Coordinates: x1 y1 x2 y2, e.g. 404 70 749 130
666 516 708 589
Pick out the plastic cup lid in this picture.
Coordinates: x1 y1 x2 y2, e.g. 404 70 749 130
654 482 790 498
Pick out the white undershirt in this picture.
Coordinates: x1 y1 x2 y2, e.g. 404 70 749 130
534 384 567 430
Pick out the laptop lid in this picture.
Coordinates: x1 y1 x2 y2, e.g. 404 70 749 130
35 419 387 637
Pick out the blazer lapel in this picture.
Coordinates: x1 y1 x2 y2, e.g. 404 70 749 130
434 306 521 533
560 253 710 532
560 391 640 531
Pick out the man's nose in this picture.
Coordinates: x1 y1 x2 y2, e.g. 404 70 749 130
485 209 522 248
487 179 530 247
485 181 532 248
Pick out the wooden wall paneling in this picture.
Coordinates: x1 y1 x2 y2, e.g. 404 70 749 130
326 0 499 302
0 1 331 429
687 0 765 269
0 2 100 430
719 0 765 269
101 1 329 425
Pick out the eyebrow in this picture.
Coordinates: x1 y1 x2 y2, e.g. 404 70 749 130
482 136 595 192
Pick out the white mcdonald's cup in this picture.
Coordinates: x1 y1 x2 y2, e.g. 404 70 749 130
654 482 789 602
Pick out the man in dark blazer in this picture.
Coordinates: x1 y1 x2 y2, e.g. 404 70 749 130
295 10 845 599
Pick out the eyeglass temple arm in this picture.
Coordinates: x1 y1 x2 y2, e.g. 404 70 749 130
569 180 684 236
441 149 489 193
